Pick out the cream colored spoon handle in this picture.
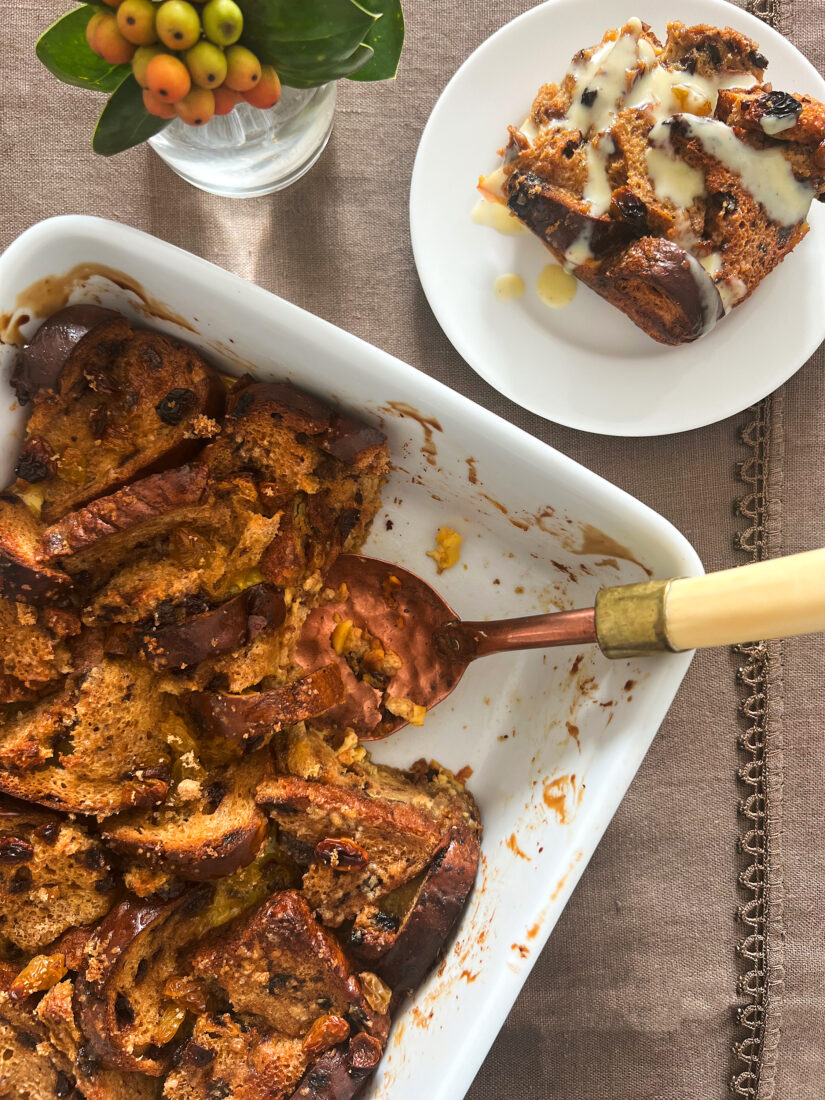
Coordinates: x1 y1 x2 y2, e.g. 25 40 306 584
595 548 825 658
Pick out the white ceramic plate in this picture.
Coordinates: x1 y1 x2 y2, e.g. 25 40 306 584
410 0 825 436
0 217 701 1100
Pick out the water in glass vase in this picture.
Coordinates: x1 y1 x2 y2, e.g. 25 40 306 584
149 83 337 198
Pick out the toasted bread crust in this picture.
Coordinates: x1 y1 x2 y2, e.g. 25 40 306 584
102 753 271 881
0 496 73 605
189 663 346 752
0 795 115 953
290 1033 383 1100
12 305 130 406
0 659 172 816
14 316 224 524
42 465 211 577
76 887 212 1075
106 583 286 671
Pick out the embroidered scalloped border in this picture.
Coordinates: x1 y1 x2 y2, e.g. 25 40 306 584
731 393 785 1099
730 397 771 1098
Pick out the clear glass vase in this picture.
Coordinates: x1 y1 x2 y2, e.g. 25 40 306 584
148 83 337 198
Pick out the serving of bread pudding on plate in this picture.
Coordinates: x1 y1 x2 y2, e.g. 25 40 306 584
0 305 481 1099
480 18 825 344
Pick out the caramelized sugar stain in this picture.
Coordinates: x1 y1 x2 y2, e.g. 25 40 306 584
381 401 441 468
565 721 581 751
570 523 652 577
542 774 581 823
551 559 578 584
480 493 508 514
506 833 531 861
466 457 479 484
0 263 196 347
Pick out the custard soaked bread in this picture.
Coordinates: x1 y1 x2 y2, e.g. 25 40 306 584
11 311 224 524
0 306 479 1099
486 18 825 344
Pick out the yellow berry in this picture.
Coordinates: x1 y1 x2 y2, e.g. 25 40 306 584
156 0 202 51
185 40 227 88
175 87 216 126
243 64 281 109
146 52 191 103
116 0 158 46
224 44 260 92
201 0 243 46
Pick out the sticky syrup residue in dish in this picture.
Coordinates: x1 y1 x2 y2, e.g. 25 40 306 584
537 264 578 308
570 523 653 578
0 263 196 347
494 273 526 301
542 774 579 823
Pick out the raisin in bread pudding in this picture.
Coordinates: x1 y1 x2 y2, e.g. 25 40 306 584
480 18 825 344
0 305 481 1099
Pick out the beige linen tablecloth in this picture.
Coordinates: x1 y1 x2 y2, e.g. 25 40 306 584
1 1 823 1096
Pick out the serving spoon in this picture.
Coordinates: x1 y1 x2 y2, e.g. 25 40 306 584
297 549 825 738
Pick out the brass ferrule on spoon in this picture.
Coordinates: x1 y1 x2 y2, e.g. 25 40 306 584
595 549 825 658
595 580 674 659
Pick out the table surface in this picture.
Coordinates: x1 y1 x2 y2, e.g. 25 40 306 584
1 1 823 1097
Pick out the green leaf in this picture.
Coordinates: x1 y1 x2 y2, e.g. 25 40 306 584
92 75 170 156
237 0 377 44
349 0 404 81
276 43 375 88
36 5 131 93
249 20 375 73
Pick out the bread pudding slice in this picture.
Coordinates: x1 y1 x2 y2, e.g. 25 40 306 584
11 314 224 523
485 18 825 344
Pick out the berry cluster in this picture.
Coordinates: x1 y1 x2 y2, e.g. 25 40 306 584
85 0 281 126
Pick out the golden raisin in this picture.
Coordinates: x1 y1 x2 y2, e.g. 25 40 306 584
10 953 67 1001
358 971 392 1015
164 975 207 1014
154 1003 187 1044
315 837 369 871
302 1014 350 1057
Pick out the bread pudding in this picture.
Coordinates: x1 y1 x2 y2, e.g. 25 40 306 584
0 306 481 1099
480 18 825 344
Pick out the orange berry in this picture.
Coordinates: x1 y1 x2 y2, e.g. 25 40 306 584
223 44 260 92
212 84 241 115
143 88 177 119
85 10 107 50
116 0 158 46
146 52 191 103
175 87 216 126
100 0 123 7
132 44 164 88
90 12 136 65
243 64 281 109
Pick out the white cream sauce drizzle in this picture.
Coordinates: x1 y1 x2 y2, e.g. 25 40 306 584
645 145 706 208
650 115 814 225
471 198 525 235
494 273 526 300
760 113 797 136
684 252 724 332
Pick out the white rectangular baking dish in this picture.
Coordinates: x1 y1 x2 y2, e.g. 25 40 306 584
0 216 702 1100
